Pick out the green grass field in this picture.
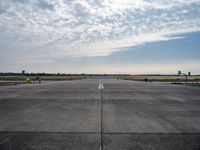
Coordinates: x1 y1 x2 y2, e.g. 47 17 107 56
114 75 200 82
0 76 85 81
0 76 85 86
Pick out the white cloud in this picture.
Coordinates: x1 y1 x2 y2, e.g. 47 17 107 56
0 0 200 62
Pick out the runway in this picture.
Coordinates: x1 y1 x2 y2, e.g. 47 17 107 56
0 78 200 150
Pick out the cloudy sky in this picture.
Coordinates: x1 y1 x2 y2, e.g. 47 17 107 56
0 0 200 74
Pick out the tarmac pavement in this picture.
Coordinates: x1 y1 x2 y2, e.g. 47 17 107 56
0 78 200 150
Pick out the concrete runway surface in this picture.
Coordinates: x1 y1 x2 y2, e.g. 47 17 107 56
0 78 200 150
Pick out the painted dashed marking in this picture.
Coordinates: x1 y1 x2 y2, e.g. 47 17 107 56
98 83 104 90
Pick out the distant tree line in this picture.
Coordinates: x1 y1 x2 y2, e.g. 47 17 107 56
0 72 130 76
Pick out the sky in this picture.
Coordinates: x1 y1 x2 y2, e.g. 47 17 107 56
0 0 200 74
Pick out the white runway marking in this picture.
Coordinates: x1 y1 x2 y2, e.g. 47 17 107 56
98 83 104 90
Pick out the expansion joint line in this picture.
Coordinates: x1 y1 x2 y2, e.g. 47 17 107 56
100 88 103 150
98 81 104 150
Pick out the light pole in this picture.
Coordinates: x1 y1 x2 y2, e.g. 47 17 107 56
178 71 191 86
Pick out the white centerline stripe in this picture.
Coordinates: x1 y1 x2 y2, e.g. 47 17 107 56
98 83 104 90
101 83 104 89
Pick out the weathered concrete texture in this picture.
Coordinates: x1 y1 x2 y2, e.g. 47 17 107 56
0 133 100 150
102 79 200 133
0 80 100 100
103 133 200 150
0 99 100 132
0 80 101 132
0 78 200 149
